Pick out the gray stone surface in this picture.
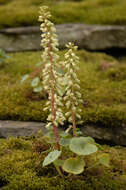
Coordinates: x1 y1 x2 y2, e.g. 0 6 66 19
0 120 46 138
0 24 126 52
81 124 126 146
1 120 126 146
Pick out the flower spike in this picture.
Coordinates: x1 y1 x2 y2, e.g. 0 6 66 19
39 6 65 149
64 42 83 136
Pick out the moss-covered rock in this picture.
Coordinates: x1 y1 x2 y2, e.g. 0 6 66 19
0 137 126 190
0 50 126 129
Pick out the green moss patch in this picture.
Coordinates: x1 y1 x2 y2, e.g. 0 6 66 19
0 50 126 128
0 0 126 28
0 137 126 190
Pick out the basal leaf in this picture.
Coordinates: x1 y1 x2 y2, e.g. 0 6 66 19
21 74 29 83
54 159 64 167
43 150 61 167
69 137 98 156
59 137 71 147
31 77 40 87
33 86 42 92
62 157 85 174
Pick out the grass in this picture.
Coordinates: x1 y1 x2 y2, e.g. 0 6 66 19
0 137 126 189
0 0 126 28
0 50 126 128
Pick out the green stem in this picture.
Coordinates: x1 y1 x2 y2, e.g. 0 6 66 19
54 164 64 177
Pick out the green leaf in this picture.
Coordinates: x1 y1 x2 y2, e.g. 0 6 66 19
45 130 56 144
98 153 110 167
21 74 29 83
95 143 104 151
59 138 71 147
33 86 42 92
43 150 61 167
82 136 95 143
60 131 71 138
69 137 98 156
62 157 85 174
54 159 64 166
31 77 40 87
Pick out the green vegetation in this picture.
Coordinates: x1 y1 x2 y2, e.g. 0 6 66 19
0 0 126 28
36 6 103 178
0 137 126 190
0 49 10 67
0 50 126 129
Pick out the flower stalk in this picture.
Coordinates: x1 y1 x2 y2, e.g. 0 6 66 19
39 6 65 149
64 43 83 136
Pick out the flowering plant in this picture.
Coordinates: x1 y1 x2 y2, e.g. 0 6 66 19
37 6 110 176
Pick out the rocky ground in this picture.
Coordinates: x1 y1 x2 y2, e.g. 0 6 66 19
0 1 126 189
0 50 126 146
0 24 126 52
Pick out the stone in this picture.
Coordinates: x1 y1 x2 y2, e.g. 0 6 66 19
56 24 126 50
0 120 46 138
0 27 41 52
1 120 126 146
0 24 126 52
81 124 126 146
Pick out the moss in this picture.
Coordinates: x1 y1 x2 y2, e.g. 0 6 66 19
0 51 126 128
0 138 126 189
106 64 126 81
0 0 126 28
5 175 126 190
0 0 11 5
3 137 32 150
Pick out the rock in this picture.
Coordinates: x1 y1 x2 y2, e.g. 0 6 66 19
57 24 126 50
0 27 41 52
0 120 46 138
1 120 126 146
81 124 126 146
0 24 126 52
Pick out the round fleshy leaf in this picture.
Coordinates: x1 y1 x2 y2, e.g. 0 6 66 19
21 74 29 83
62 157 85 174
82 136 95 143
69 137 98 156
31 77 40 87
45 130 56 144
59 138 71 147
43 150 61 167
54 159 64 167
33 86 42 92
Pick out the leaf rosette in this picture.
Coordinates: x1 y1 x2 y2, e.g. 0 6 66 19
69 137 98 156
